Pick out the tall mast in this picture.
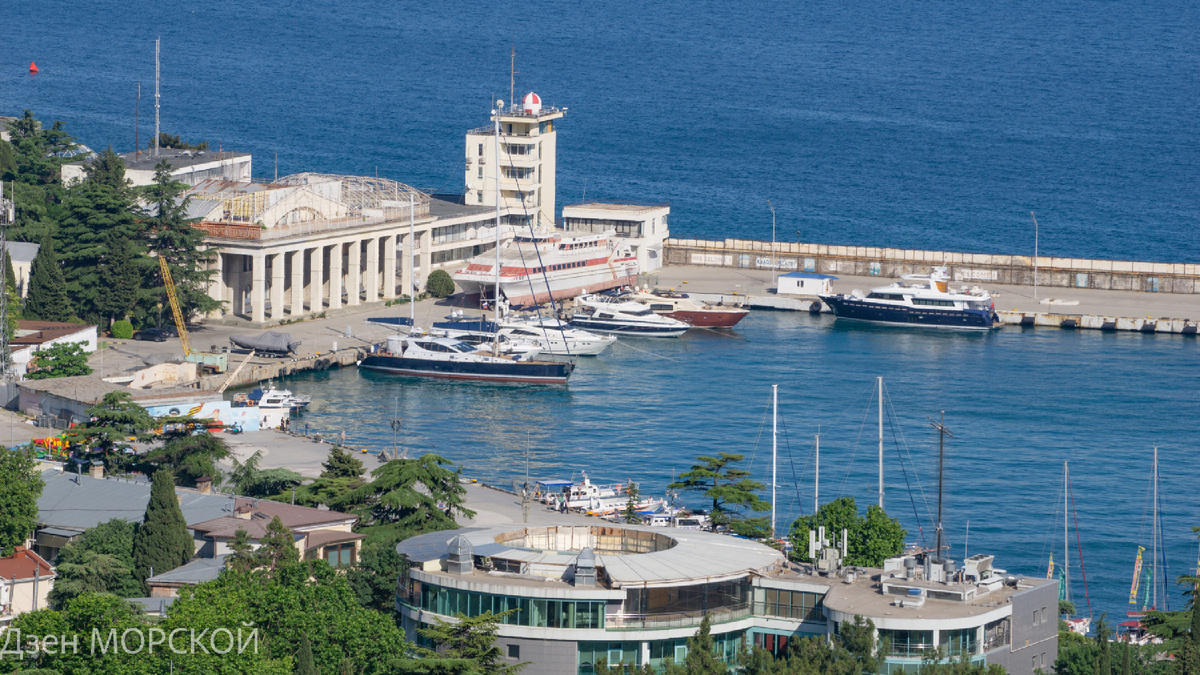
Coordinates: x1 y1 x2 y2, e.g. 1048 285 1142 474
814 431 820 514
154 38 160 159
1152 446 1158 609
1063 461 1071 605
878 376 884 509
929 411 953 559
493 100 503 339
408 192 415 328
771 384 778 539
135 82 141 158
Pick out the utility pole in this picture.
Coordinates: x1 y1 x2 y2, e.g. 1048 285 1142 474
928 412 954 560
154 38 161 159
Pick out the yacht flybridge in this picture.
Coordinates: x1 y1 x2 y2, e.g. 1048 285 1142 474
568 294 691 337
819 266 998 329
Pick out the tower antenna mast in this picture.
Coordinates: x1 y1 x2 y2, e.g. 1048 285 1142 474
154 38 161 159
509 47 518 114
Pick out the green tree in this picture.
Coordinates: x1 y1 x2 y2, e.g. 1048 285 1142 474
155 133 208 151
425 269 456 298
57 177 145 323
0 448 44 555
1095 615 1112 675
346 531 408 612
416 609 525 673
297 633 320 675
333 454 475 536
95 228 142 327
664 615 725 675
623 481 642 524
47 519 141 607
230 448 304 497
228 527 257 573
2 112 75 245
141 430 230 487
131 468 193 588
143 160 219 319
323 445 365 479
25 341 91 380
66 391 153 455
788 497 906 567
668 452 769 532
258 515 299 570
24 232 73 321
82 146 133 196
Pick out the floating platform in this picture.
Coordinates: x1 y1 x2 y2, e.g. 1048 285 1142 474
996 311 1198 334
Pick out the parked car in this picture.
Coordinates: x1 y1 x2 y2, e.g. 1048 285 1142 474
132 328 172 342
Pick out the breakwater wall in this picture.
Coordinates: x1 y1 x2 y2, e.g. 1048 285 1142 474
198 348 363 391
664 239 1200 294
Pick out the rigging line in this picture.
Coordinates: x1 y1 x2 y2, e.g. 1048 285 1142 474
882 382 935 528
1068 477 1093 618
838 382 876 496
1156 464 1171 612
886 407 927 548
506 151 574 355
745 389 774 474
1036 478 1067 576
610 338 682 362
778 409 804 517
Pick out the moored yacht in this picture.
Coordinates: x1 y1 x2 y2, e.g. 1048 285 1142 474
358 334 574 384
433 313 616 356
626 288 749 328
819 266 998 329
568 294 690 337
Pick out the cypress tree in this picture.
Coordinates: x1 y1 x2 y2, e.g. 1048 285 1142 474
25 232 72 321
295 634 319 675
132 468 193 589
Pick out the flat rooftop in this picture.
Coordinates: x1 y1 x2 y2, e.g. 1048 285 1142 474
117 149 250 171
429 196 493 219
563 202 669 214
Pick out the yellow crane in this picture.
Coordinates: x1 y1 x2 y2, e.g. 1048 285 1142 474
158 256 227 373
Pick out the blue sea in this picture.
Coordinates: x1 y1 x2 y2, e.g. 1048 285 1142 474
3 0 1199 626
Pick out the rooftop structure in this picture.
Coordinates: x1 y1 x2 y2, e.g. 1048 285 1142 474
10 321 97 381
61 149 252 187
396 524 1056 675
0 546 55 629
561 202 670 273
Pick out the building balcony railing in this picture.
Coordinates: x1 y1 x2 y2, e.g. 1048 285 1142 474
605 603 751 631
886 644 937 659
195 206 430 242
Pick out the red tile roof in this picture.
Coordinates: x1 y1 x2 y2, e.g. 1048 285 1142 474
0 546 54 581
232 498 356 529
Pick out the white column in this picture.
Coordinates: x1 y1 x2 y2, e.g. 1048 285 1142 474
382 234 397 299
418 229 431 293
399 234 413 298
329 242 343 310
207 251 224 317
309 246 324 313
251 253 266 324
347 239 361 306
365 237 379 303
290 249 305 315
269 252 285 320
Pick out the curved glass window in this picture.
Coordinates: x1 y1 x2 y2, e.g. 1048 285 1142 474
407 582 605 629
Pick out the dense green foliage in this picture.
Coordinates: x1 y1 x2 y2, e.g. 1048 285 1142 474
333 454 475 533
131 469 193 589
425 269 456 298
25 341 91 380
787 497 907 567
0 449 44 555
47 519 141 607
67 391 153 455
230 449 303 497
416 609 526 673
109 319 133 339
24 233 73 322
323 445 366 479
143 161 219 319
140 431 230 487
668 452 769 532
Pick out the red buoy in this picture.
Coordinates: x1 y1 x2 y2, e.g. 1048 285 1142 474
28 62 39 73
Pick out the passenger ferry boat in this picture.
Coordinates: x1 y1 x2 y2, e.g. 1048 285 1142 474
819 266 998 329
452 230 637 307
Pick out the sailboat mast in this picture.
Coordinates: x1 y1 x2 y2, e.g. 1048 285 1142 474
1063 461 1070 605
1153 446 1158 609
771 385 778 539
493 100 503 335
408 192 415 328
878 376 884 509
935 411 944 559
814 431 820 514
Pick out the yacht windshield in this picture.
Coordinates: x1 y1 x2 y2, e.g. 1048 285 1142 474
627 308 654 317
451 342 478 352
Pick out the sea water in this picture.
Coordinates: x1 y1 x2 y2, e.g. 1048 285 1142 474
3 0 1198 624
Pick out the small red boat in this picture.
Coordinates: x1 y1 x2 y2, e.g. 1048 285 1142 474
627 289 749 328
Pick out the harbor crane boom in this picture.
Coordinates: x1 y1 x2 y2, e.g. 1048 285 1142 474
158 255 191 356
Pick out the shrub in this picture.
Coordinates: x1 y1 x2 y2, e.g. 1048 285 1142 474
425 269 455 298
110 320 134 339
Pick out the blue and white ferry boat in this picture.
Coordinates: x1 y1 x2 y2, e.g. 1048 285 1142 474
819 266 998 329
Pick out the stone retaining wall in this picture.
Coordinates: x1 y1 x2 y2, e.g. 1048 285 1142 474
664 238 1200 294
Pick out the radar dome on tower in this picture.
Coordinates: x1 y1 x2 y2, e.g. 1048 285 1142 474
522 92 542 114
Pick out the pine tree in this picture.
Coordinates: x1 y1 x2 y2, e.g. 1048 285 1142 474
257 515 299 570
227 528 257 573
143 160 218 319
321 446 365 479
132 468 194 589
83 146 132 196
96 229 141 328
25 232 73 321
295 634 320 675
57 179 144 324
668 452 769 532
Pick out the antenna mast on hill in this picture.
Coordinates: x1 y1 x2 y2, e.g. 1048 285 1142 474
509 47 518 114
154 38 161 159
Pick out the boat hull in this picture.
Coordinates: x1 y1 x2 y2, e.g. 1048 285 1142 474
659 309 749 328
358 354 574 384
820 295 996 329
567 318 689 337
457 273 636 307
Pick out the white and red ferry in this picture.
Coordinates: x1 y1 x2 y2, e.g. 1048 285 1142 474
452 230 637 307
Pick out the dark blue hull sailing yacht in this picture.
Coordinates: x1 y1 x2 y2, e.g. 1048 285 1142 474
819 266 999 330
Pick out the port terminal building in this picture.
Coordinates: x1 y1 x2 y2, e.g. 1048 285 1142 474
395 525 1056 675
61 96 669 325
